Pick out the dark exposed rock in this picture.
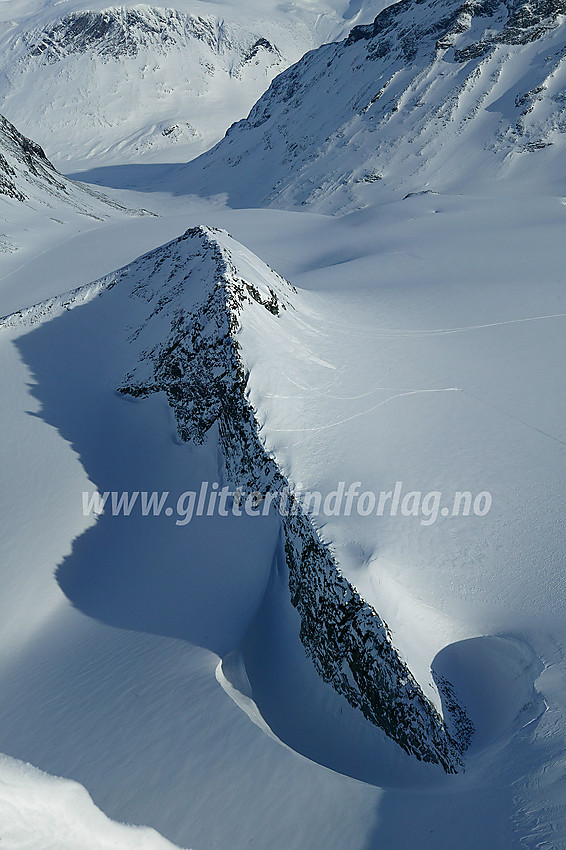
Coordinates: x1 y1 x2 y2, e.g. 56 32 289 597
243 38 280 64
25 8 228 60
23 7 282 66
349 0 565 62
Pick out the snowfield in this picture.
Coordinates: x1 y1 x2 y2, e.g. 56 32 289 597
1 0 566 846
1 184 566 848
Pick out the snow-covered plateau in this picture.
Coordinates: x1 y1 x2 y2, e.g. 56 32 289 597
1 0 566 847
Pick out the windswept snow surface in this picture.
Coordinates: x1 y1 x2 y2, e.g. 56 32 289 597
0 182 565 847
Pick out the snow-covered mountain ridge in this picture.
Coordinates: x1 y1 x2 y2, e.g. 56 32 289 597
117 225 472 770
2 166 566 845
22 7 279 65
183 0 566 209
0 224 472 772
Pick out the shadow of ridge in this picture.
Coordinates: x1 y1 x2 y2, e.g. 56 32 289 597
13 274 279 658
65 162 187 193
65 153 255 209
432 634 545 753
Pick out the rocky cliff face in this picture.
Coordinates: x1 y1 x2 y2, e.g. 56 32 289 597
23 7 281 66
0 114 66 201
183 0 566 208
118 225 472 771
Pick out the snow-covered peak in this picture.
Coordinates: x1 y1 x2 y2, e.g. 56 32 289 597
181 0 566 209
106 226 471 770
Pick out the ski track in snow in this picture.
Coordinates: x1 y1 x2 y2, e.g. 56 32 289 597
268 387 463 433
319 311 566 339
461 390 566 448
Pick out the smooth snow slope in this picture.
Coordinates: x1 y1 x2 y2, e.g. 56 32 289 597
0 0 391 170
181 0 566 209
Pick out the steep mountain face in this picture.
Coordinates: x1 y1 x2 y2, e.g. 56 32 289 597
183 0 566 209
0 1 390 171
23 8 278 61
0 113 122 214
0 114 60 203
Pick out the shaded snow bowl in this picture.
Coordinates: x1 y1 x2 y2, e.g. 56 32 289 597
432 635 545 753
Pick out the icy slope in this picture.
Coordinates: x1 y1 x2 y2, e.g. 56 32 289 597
0 1 390 170
182 0 566 209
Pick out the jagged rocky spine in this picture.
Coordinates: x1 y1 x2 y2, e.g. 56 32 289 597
119 225 472 771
